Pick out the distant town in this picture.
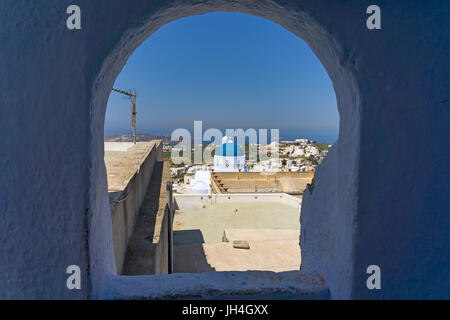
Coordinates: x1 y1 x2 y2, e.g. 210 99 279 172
105 133 332 196
168 138 330 194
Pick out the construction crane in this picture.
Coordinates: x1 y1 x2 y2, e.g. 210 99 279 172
112 88 137 144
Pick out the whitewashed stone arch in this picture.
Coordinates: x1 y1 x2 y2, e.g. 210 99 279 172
0 1 448 299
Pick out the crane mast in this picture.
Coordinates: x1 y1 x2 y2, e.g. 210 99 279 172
112 88 137 144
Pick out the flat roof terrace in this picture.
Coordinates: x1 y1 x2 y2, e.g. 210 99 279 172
105 141 158 203
173 201 300 244
211 171 313 195
173 195 302 273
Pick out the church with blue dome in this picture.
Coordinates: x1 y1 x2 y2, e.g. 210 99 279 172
214 136 248 172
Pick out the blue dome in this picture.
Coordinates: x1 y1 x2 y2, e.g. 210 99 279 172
216 143 244 157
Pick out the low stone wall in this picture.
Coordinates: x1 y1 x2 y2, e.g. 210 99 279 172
211 172 313 194
153 206 170 274
213 172 314 180
110 141 163 274
174 193 301 210
121 160 171 276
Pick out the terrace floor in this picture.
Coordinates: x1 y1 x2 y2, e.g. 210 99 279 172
173 201 301 273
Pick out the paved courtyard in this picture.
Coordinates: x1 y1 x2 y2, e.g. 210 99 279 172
173 201 301 273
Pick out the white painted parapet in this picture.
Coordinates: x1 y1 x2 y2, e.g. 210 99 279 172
104 271 329 300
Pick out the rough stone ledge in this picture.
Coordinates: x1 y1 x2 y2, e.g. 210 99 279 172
104 270 329 300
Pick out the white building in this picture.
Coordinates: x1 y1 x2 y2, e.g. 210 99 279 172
305 145 320 156
291 146 305 157
283 145 295 154
188 170 211 194
295 139 309 145
214 137 248 172
252 158 281 173
170 167 185 176
187 165 210 175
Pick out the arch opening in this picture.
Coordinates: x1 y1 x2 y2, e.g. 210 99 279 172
89 1 361 299
104 11 339 276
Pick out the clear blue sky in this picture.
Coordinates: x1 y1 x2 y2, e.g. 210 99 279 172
105 12 339 143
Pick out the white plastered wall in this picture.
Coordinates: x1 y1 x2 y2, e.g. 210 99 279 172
0 0 448 299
